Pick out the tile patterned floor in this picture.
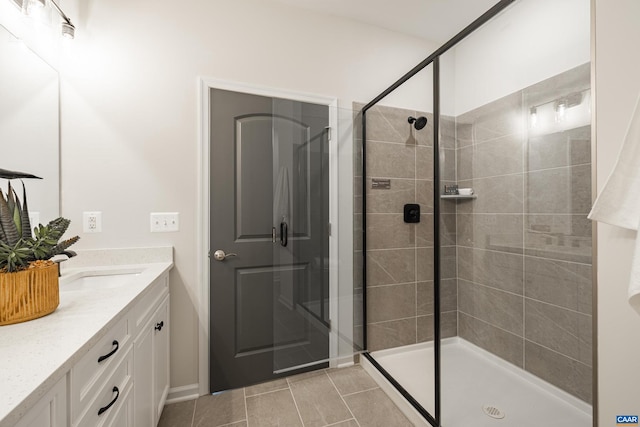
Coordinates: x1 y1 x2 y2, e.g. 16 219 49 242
158 365 414 427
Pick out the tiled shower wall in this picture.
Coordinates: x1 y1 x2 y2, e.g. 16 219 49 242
354 102 458 353
454 63 593 403
356 63 593 404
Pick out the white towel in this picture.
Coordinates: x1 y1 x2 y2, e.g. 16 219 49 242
588 91 640 302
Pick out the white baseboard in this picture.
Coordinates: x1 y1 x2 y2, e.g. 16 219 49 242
166 383 200 404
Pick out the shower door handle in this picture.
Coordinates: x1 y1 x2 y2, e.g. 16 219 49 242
213 250 237 261
280 221 288 247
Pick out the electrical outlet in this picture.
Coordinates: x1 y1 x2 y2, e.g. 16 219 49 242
83 211 102 233
150 212 179 232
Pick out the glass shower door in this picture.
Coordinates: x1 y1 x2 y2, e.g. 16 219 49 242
271 98 331 374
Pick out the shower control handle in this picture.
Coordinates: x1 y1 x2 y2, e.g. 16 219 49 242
213 250 237 261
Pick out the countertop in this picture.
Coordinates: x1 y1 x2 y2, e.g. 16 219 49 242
0 247 173 427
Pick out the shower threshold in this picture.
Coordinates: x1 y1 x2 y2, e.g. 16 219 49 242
363 338 591 427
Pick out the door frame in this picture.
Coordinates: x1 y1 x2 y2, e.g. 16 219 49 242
197 77 339 395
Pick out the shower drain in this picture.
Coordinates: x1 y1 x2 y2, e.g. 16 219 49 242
482 405 505 419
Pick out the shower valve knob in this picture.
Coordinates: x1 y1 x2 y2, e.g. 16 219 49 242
213 250 237 261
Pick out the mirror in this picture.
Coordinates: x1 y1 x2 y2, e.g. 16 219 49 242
0 23 59 225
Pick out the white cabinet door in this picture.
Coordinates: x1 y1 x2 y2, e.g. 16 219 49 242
153 296 170 422
133 280 170 427
133 316 154 427
15 376 67 427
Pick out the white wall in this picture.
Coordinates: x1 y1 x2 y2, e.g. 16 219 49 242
58 0 436 391
594 0 640 423
452 0 591 115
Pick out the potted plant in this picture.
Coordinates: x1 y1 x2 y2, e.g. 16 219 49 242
0 168 79 325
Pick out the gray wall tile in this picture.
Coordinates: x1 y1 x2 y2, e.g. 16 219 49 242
526 126 591 171
366 178 415 214
457 247 523 295
457 214 524 253
457 133 524 180
457 175 524 214
524 341 592 404
365 104 416 144
367 140 415 179
525 214 592 263
367 283 416 323
417 146 434 179
417 214 434 247
367 249 415 286
524 299 592 366
415 112 435 147
367 318 417 352
524 256 592 314
458 279 523 336
459 312 523 368
416 179 434 212
366 214 415 250
526 165 592 214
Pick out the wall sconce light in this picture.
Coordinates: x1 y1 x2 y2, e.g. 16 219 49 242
555 99 567 122
529 106 538 128
49 0 75 39
20 0 75 39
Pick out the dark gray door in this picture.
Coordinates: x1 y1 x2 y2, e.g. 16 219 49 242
209 88 329 392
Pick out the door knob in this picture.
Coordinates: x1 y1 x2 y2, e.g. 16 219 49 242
213 250 237 261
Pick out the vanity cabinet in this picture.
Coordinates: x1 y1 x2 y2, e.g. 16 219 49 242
10 271 170 427
14 377 67 427
133 274 170 427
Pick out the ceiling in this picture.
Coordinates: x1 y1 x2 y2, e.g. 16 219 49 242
269 0 501 42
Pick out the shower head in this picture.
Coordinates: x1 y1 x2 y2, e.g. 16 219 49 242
408 116 428 130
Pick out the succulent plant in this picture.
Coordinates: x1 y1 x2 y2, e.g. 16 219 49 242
0 169 79 272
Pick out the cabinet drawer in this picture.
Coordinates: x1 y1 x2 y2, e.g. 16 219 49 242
75 346 133 427
132 273 168 334
70 314 130 422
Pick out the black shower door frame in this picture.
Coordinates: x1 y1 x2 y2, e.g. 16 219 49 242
360 1 517 426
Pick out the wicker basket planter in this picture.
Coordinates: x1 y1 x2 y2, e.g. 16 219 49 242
0 263 59 326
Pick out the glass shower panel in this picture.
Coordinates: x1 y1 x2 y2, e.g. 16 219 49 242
363 64 437 419
439 0 592 425
271 98 330 374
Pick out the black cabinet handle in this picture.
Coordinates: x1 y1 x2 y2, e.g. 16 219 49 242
98 386 119 416
155 321 164 331
280 221 288 247
97 340 119 363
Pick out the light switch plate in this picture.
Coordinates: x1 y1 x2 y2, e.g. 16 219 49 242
150 212 179 232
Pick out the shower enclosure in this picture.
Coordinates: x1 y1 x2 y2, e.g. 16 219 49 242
355 0 594 426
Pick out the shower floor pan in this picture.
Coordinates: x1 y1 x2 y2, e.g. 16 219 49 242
367 338 591 427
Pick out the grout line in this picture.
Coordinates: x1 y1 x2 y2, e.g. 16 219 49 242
524 296 592 316
524 338 592 368
287 385 306 427
243 387 249 427
326 371 362 427
340 386 381 398
190 395 197 427
458 311 523 339
244 385 291 398
324 419 358 427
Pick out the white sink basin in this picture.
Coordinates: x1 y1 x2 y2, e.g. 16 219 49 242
61 272 141 291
